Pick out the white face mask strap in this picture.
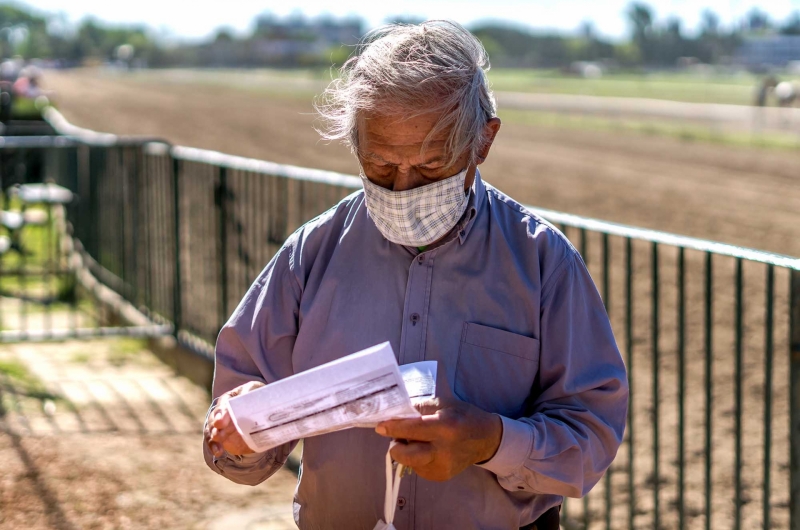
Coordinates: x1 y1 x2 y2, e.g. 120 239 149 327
378 440 405 529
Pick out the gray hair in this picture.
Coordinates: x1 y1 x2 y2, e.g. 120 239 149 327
314 20 497 168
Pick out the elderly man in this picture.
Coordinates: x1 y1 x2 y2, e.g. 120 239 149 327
204 21 628 530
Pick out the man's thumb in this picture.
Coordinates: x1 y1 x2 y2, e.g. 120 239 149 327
414 397 443 416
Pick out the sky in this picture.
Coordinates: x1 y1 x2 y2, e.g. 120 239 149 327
18 0 800 42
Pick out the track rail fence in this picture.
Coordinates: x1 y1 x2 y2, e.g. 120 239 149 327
2 109 798 529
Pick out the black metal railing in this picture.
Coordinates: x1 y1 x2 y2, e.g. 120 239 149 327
5 108 799 529
529 208 800 530
0 134 172 340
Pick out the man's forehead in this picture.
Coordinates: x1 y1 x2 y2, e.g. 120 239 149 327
360 111 450 148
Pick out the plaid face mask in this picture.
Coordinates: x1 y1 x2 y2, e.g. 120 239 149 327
361 168 469 247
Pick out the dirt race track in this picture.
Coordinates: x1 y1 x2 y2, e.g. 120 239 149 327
35 68 800 529
46 68 800 258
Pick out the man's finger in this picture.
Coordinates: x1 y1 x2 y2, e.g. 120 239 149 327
376 415 443 441
209 427 225 444
390 441 434 469
209 441 223 457
205 426 225 457
243 381 266 393
211 407 231 429
208 425 253 456
217 391 232 407
210 420 239 441
212 381 265 423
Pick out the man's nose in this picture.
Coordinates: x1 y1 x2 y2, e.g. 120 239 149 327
392 168 424 192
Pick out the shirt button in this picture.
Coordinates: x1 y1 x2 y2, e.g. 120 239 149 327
418 255 424 264
410 313 420 325
397 497 407 509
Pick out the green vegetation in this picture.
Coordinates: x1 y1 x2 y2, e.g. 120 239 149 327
69 338 149 366
1 2 799 69
0 204 89 320
141 66 764 106
112 337 148 354
0 358 59 401
498 108 800 151
469 4 797 69
0 206 61 277
1 205 57 260
9 94 42 118
120 67 765 107
0 4 157 65
487 69 759 106
0 358 31 381
69 351 90 364
107 337 147 367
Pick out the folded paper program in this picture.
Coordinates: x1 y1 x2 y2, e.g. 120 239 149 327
227 342 437 453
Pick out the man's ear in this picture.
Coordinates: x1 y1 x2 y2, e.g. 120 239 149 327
476 117 502 164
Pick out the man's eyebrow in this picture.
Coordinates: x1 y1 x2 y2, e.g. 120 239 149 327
363 151 391 163
362 151 445 166
419 156 445 166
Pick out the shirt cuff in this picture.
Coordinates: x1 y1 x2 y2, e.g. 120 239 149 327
476 415 533 478
213 449 269 471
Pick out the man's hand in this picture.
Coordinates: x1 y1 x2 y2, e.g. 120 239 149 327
205 381 265 458
375 397 502 482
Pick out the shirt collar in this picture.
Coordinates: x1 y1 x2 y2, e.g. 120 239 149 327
457 168 485 245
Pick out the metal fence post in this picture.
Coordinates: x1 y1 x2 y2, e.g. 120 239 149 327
77 145 90 252
791 269 800 530
217 166 229 329
172 154 182 338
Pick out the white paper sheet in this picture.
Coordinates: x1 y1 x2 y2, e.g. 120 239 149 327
398 361 437 404
227 342 424 453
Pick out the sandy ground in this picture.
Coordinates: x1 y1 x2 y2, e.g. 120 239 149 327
0 337 298 530
30 68 800 529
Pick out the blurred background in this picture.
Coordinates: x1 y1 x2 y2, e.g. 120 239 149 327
2 0 798 254
1 1 799 529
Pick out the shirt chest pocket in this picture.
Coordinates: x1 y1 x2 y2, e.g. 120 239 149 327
454 322 540 418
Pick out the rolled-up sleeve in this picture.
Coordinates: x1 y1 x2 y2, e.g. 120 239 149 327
202 241 302 486
479 252 629 498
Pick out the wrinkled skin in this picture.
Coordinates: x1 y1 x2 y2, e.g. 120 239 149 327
357 111 501 193
376 397 503 482
205 381 264 457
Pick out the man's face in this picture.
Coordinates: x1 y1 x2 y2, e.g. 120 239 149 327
357 111 474 192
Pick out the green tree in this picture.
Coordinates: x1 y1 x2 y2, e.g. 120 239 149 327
746 8 771 32
626 2 655 64
0 4 49 59
214 27 235 43
781 12 800 35
701 10 719 35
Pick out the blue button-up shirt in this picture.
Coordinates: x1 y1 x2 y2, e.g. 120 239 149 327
204 171 628 529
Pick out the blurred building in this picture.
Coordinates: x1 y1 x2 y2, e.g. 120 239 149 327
736 36 800 70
